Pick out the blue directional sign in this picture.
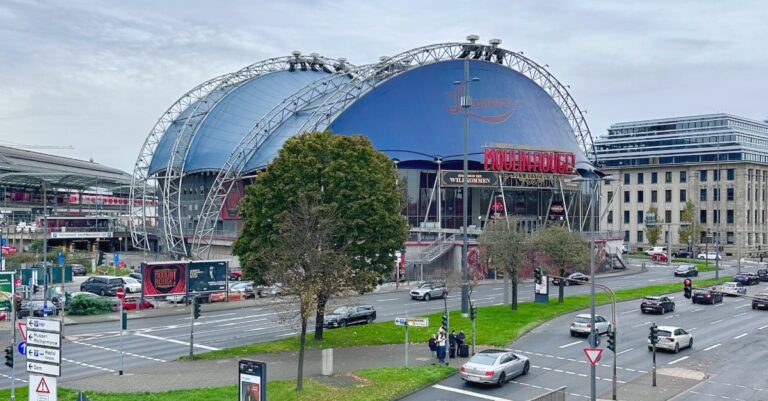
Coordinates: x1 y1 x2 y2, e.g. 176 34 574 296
58 251 65 266
17 341 26 356
114 252 120 265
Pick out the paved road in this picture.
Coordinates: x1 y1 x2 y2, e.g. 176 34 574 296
0 259 746 391
405 262 768 401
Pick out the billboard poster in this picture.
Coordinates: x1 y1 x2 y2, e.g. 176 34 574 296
239 359 266 401
188 260 228 292
142 262 187 296
0 272 13 311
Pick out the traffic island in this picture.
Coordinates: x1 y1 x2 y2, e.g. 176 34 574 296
599 367 707 401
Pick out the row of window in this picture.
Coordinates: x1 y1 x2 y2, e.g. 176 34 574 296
609 207 768 226
613 189 686 204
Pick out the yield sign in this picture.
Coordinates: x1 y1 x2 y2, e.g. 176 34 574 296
18 322 26 341
36 376 51 393
584 347 603 366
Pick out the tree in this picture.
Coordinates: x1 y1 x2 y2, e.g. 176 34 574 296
478 218 526 310
233 131 408 341
532 225 589 275
645 205 662 246
678 200 700 249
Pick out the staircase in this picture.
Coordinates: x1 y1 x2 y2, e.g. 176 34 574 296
407 234 456 264
612 254 627 270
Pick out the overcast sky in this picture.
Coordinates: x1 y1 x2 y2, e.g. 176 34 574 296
1 0 766 173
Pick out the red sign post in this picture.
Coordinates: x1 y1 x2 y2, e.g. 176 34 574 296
116 287 125 300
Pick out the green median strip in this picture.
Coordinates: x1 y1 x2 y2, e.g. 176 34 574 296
184 277 732 361
0 366 455 401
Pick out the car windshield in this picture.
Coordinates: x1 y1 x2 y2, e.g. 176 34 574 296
693 290 709 295
124 278 139 284
574 316 591 323
419 283 432 289
332 307 349 314
756 293 768 299
469 354 498 366
644 297 659 302
658 330 673 337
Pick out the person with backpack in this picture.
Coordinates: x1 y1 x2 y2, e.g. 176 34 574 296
437 327 447 365
428 334 437 365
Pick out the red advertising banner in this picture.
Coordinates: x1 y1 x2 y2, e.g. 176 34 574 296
142 262 188 296
483 147 576 175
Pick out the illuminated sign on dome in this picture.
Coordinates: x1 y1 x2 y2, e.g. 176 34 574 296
483 146 576 175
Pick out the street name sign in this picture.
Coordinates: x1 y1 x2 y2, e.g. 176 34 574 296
27 345 61 365
27 331 61 348
27 318 61 333
394 317 429 327
584 347 603 366
27 361 61 377
29 374 57 401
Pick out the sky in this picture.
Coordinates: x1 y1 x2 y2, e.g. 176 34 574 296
0 0 766 173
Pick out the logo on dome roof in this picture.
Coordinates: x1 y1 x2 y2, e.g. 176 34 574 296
448 84 517 123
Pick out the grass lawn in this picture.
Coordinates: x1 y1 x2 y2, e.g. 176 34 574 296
187 276 732 360
0 365 456 401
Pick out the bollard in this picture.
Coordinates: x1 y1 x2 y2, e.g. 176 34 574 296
321 348 333 376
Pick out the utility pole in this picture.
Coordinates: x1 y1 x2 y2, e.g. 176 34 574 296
589 178 597 401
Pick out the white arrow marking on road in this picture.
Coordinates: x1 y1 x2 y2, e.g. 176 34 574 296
734 333 748 340
559 340 582 349
616 347 634 355
704 343 721 351
432 384 512 401
668 356 689 365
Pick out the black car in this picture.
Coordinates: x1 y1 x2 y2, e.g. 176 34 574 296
734 273 760 286
552 272 589 286
641 296 675 314
323 305 377 328
752 293 768 310
67 264 87 276
672 249 694 259
757 269 768 282
674 265 698 277
691 289 723 304
80 275 124 296
18 301 59 318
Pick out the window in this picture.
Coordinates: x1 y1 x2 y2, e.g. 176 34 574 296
624 173 630 185
637 173 644 184
624 231 630 242
727 232 734 244
665 171 672 183
713 169 720 181
624 191 630 203
651 172 658 184
607 211 613 224
637 231 644 243
679 210 685 221
713 210 720 224
727 169 735 180
727 209 734 224
680 189 687 202
637 190 644 203
665 210 672 222
624 211 630 224
700 188 707 201
700 170 708 182
749 169 753 181
665 190 672 202
607 191 613 202
637 211 643 224
727 188 734 201
748 186 751 201
700 209 707 223
713 188 720 202
680 171 687 183
651 190 658 203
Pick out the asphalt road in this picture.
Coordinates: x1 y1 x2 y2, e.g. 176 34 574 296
0 258 753 393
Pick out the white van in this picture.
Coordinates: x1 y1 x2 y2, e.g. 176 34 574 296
644 246 667 256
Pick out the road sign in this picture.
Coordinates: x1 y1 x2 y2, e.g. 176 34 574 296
116 287 125 300
584 347 603 366
394 317 429 327
27 318 62 333
29 374 57 401
17 341 26 356
27 360 60 376
27 345 61 365
18 322 27 341
27 331 61 348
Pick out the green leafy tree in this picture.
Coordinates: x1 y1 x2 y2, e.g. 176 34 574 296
645 205 662 246
478 218 527 310
234 131 408 341
532 225 589 275
678 200 700 248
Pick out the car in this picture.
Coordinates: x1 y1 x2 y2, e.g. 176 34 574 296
121 298 154 311
569 313 611 337
323 305 377 328
460 349 530 387
644 246 667 256
621 244 629 254
752 293 768 310
721 282 747 296
691 289 723 304
552 272 589 286
410 282 447 301
648 326 693 353
734 273 760 286
118 277 142 293
640 296 675 314
672 249 694 259
128 272 143 282
256 283 285 298
757 269 768 282
697 252 721 260
80 276 124 296
18 301 58 318
228 271 242 281
674 265 698 277
229 282 255 299
650 252 672 262
68 264 87 276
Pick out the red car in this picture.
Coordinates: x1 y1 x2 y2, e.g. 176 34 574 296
1 246 17 255
121 298 154 311
651 252 672 262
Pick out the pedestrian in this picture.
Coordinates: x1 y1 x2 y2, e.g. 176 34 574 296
448 330 457 359
428 334 437 365
437 328 447 365
457 329 466 357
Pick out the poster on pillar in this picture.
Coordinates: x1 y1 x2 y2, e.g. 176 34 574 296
535 276 548 295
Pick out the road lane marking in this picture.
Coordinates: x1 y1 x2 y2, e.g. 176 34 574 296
0 372 27 383
709 319 723 325
759 324 768 330
375 298 399 302
278 332 297 337
432 384 512 400
690 308 704 313
703 343 721 351
134 332 221 350
733 312 747 317
667 356 689 365
735 304 750 309
632 321 651 328
70 340 167 362
63 357 116 373
559 340 582 349
687 327 698 332
734 333 748 339
616 347 634 355
664 314 680 319
621 310 636 315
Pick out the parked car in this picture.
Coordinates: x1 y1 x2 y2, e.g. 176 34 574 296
621 244 629 254
323 305 377 328
68 264 87 276
552 272 589 286
752 293 768 310
409 282 447 301
80 276 124 296
697 252 721 260
570 313 611 337
640 296 675 314
644 246 667 256
674 265 698 277
734 273 760 286
121 298 154 311
128 272 143 282
672 249 694 259
721 281 747 296
228 271 242 281
229 282 255 299
647 326 693 353
118 277 142 293
650 252 672 262
460 349 530 387
757 269 768 282
256 283 285 298
691 289 723 304
18 301 58 318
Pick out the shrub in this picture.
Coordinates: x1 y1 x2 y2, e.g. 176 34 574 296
95 265 131 276
66 295 114 316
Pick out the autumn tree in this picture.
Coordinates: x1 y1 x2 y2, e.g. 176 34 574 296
233 131 408 341
478 218 527 310
678 200 700 249
645 205 662 246
532 225 589 275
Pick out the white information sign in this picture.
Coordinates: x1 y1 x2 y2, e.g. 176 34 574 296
29 375 57 401
26 318 62 333
26 361 61 377
27 331 61 348
26 346 61 365
394 317 429 327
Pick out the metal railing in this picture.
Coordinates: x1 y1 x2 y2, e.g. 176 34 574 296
526 387 566 401
406 234 456 264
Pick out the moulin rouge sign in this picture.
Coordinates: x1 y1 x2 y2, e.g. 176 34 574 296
483 146 576 175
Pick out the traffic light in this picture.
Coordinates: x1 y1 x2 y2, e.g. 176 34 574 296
470 304 477 320
607 329 616 352
534 268 542 285
193 299 201 320
97 251 105 266
4 345 13 368
441 315 448 330
683 279 692 299
649 324 659 345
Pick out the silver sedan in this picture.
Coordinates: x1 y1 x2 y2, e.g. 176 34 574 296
460 349 530 387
